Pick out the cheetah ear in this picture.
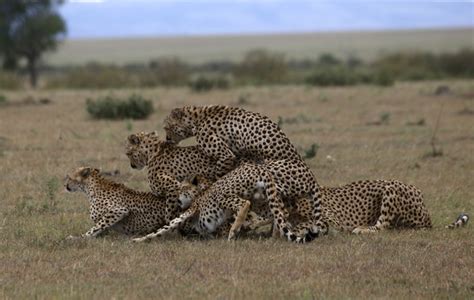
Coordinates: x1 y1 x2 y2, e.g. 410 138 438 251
128 134 140 145
191 176 199 186
170 108 185 120
80 167 92 178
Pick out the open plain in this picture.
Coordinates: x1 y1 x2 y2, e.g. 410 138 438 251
0 80 473 298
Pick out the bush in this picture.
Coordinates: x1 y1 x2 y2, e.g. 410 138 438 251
305 67 358 86
305 65 394 87
318 53 341 66
372 52 440 81
188 75 230 92
0 94 7 105
47 63 135 89
371 71 395 86
438 48 474 77
234 49 288 84
86 94 153 120
0 72 22 90
148 57 189 86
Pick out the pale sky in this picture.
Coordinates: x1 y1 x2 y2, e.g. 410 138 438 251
60 0 474 38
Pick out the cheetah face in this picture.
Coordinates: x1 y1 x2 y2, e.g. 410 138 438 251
65 167 99 192
178 176 213 209
163 108 194 144
125 132 159 170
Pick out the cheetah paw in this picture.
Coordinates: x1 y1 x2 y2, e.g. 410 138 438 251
132 236 149 243
352 227 374 234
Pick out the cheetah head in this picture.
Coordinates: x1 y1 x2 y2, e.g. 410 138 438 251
178 175 213 209
125 131 162 170
65 167 100 192
164 107 195 144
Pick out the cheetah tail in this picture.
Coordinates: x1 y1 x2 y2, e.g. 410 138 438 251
445 213 469 229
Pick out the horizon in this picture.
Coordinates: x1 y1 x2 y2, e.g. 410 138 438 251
61 25 473 41
60 0 474 39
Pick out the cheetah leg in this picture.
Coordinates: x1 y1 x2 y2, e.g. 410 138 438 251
288 188 328 243
244 211 272 230
150 174 184 222
227 199 252 241
196 131 237 171
352 189 396 234
69 208 129 239
272 221 280 238
266 184 300 242
133 208 196 242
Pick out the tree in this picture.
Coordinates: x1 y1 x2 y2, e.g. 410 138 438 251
0 0 25 70
0 0 66 87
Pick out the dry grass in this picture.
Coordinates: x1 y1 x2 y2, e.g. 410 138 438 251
45 28 474 66
0 80 473 298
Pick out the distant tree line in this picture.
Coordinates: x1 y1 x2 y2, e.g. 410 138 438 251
30 48 473 90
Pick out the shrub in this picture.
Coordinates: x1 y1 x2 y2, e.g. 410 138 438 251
0 72 22 90
234 49 288 84
305 65 394 87
372 52 439 81
303 143 319 160
305 66 358 86
318 53 341 66
438 48 474 77
86 94 153 120
148 57 189 86
188 75 230 92
46 63 134 89
0 94 7 105
371 71 395 86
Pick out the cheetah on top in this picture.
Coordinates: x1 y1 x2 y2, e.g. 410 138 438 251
163 105 326 242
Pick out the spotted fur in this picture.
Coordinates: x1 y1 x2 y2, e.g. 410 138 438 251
163 105 325 242
245 180 467 234
64 167 168 238
134 161 328 243
125 131 238 222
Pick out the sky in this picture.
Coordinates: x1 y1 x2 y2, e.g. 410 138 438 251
60 0 474 39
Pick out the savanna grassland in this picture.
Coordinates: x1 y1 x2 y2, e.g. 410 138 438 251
0 80 473 299
45 28 473 65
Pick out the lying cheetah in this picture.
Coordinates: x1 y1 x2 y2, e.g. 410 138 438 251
241 180 469 234
65 167 168 238
320 180 432 233
163 105 325 242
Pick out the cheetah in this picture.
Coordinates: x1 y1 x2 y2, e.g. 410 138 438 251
242 180 469 234
318 180 432 233
64 167 169 238
125 131 240 222
163 105 325 242
134 160 328 243
133 163 281 242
